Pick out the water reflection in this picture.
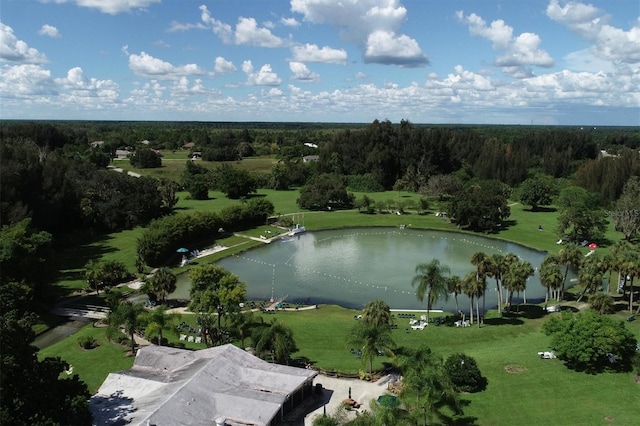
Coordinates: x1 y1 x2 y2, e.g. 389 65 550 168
172 228 570 312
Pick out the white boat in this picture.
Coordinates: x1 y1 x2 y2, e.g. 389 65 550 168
290 224 306 235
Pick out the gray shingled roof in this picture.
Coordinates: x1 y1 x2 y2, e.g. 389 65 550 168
90 344 317 426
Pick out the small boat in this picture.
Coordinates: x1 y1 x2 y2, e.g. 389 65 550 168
290 224 306 235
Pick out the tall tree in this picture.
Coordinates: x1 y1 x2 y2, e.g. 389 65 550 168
539 254 563 306
518 174 557 211
576 256 605 303
348 322 396 375
253 320 298 365
144 267 177 305
471 252 492 322
489 253 506 313
558 245 582 300
446 275 463 315
0 283 92 425
461 272 480 325
394 345 460 425
362 299 393 328
144 305 180 346
411 259 451 324
589 292 614 314
556 186 608 244
189 264 247 345
502 260 534 312
107 301 147 355
611 176 640 240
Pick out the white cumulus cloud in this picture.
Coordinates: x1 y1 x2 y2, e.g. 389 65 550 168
214 57 237 74
291 0 427 66
291 43 347 64
200 6 284 47
0 23 48 63
39 0 160 15
289 62 320 82
55 66 119 101
128 51 206 80
546 0 640 64
235 17 284 47
364 30 428 67
457 11 554 77
243 60 282 86
38 25 61 38
0 64 55 97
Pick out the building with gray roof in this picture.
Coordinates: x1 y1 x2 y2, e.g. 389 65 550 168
90 344 317 425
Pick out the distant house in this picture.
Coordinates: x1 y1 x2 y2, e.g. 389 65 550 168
115 149 131 159
140 140 151 145
598 149 619 159
89 141 104 148
183 142 195 149
304 142 318 149
303 155 320 163
90 344 317 426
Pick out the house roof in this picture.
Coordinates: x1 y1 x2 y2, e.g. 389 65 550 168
90 344 317 426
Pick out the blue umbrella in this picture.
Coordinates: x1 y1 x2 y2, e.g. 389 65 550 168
177 247 189 253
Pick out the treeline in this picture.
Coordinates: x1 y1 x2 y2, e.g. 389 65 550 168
317 119 602 189
0 140 168 235
137 198 274 266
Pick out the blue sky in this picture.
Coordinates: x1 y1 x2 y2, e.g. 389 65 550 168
1 0 639 125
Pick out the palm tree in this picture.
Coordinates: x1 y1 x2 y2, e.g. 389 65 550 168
253 319 298 365
144 305 180 346
362 299 393 328
147 267 177 305
411 259 450 324
576 261 604 303
461 272 479 325
611 241 633 292
490 253 506 314
471 252 493 322
229 310 261 349
107 301 147 355
539 255 563 307
446 275 463 315
348 322 396 375
503 260 534 312
502 253 519 308
589 292 614 314
394 345 460 426
558 245 582 300
621 251 640 313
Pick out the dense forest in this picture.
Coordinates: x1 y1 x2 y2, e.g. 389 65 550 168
1 120 638 235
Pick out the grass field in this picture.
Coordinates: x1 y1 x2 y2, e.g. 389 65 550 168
43 183 639 424
40 304 640 423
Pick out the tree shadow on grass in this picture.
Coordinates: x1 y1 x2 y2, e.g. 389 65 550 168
483 317 524 326
438 399 479 426
524 206 558 213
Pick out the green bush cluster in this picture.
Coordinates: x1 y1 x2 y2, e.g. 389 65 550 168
77 335 98 350
137 197 274 266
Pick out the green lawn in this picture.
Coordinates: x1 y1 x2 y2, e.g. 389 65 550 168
44 304 639 423
38 325 134 393
42 185 640 424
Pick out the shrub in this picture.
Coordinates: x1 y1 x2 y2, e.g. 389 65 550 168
77 336 98 350
444 353 486 393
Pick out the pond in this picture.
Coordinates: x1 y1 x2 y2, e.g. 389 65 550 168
170 228 571 312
